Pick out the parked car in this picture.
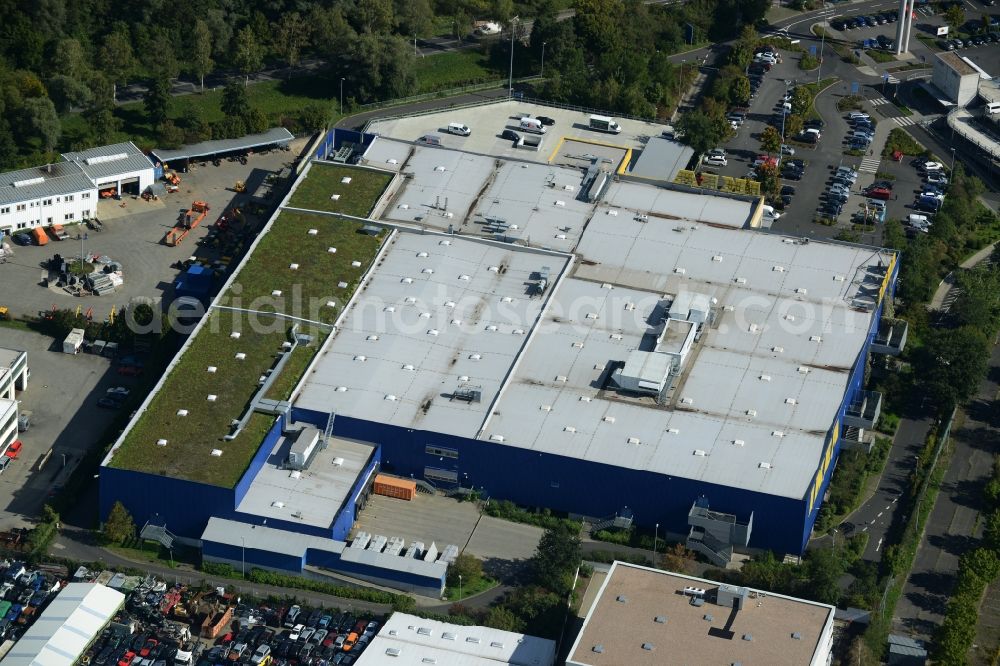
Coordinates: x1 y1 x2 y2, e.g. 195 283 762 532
703 154 728 167
536 116 556 126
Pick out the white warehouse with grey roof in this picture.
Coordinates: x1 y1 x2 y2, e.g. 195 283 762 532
282 124 902 559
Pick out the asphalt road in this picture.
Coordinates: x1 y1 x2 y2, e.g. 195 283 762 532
893 340 1000 640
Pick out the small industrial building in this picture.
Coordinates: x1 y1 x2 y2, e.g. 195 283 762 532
151 127 294 169
356 612 556 666
566 562 835 666
5 583 126 666
0 347 28 461
0 346 29 400
932 51 982 107
0 141 155 237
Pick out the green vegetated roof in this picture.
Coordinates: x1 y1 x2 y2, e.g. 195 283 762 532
286 162 393 216
109 311 301 487
109 162 392 487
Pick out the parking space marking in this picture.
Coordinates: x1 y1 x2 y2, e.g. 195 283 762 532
859 157 882 173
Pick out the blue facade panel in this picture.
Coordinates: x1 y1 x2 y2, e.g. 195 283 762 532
234 415 283 507
99 465 234 537
331 447 381 542
291 408 808 555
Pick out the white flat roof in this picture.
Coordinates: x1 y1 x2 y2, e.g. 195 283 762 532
601 181 754 229
378 142 592 253
6 583 125 666
235 434 375 528
295 231 571 438
355 613 555 666
291 143 891 500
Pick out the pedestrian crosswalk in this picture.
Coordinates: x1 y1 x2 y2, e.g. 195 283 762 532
892 116 916 127
859 156 881 173
869 97 890 106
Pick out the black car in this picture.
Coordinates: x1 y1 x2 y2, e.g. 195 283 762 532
536 116 556 126
831 19 846 29
782 169 803 181
339 614 356 633
500 129 520 143
780 185 796 196
307 608 323 628
11 232 32 246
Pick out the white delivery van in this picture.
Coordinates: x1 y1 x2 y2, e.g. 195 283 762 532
986 102 1000 115
519 117 546 134
589 114 622 134
447 122 471 136
761 205 781 220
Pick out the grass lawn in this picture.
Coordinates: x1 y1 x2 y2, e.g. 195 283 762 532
865 49 895 64
287 163 393 216
445 576 499 601
217 210 385 322
413 50 502 94
109 312 287 486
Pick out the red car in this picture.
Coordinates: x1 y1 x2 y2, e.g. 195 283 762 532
118 650 136 666
140 639 158 658
117 364 143 377
4 440 22 459
865 186 892 200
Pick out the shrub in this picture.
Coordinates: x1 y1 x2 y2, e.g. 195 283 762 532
799 54 820 70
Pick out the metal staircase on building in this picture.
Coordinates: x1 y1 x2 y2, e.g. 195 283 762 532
321 412 336 448
686 527 734 568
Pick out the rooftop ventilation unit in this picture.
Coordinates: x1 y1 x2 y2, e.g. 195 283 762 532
451 385 482 403
156 439 168 447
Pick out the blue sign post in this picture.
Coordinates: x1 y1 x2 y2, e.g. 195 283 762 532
810 45 817 56
851 81 860 95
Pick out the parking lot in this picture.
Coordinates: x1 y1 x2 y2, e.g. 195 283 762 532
355 494 543 566
0 143 305 322
0 328 124 530
0 559 388 666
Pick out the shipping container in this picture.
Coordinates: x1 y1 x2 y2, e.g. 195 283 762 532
373 474 416 501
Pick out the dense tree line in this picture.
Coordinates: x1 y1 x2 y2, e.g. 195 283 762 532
0 0 771 169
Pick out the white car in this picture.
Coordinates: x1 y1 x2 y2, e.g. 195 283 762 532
848 111 870 121
708 148 727 158
704 155 728 167
780 144 795 156
926 172 948 185
762 204 781 220
921 190 945 200
106 386 130 397
289 624 304 641
920 161 944 172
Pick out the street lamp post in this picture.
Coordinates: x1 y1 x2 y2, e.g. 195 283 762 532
652 523 659 565
458 574 463 600
541 42 547 77
817 28 826 85
950 147 956 173
339 78 345 116
508 17 520 97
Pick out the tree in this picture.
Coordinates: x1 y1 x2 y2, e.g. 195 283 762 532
190 20 213 91
660 542 694 572
234 27 264 86
275 12 308 73
144 77 170 127
157 120 185 149
447 553 484 588
483 605 523 632
221 81 249 119
53 38 87 80
760 125 782 153
144 28 180 81
103 500 136 544
395 0 433 38
791 86 812 116
47 75 93 113
28 505 60 561
0 116 18 170
730 76 751 106
784 113 804 139
944 4 965 30
98 30 136 99
919 326 990 411
299 104 329 131
951 264 1000 331
530 524 581 595
677 110 730 157
357 0 395 34
243 107 269 134
22 97 60 158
